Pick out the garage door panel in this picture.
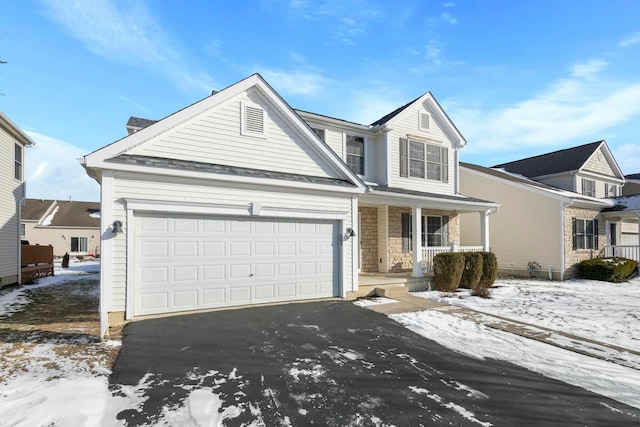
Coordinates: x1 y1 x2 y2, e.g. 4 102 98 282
135 214 340 317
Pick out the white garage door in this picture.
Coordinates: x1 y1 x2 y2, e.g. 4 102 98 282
134 213 340 316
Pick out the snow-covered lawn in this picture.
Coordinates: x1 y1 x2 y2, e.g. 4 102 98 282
391 275 640 409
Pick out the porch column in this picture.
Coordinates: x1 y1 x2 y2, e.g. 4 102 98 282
481 210 490 252
412 206 423 277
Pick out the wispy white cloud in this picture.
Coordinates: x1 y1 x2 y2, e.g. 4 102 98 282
261 69 329 96
40 0 217 94
441 12 457 25
443 2 456 7
451 59 640 155
25 131 99 202
571 59 608 78
619 32 640 47
118 95 152 115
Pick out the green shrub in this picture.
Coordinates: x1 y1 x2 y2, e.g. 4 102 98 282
433 252 465 292
577 257 638 283
478 252 498 287
460 252 483 289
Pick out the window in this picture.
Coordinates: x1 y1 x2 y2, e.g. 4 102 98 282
572 218 598 250
419 112 430 131
311 127 325 142
240 102 266 137
20 223 26 237
402 213 449 252
399 138 448 182
582 178 595 197
15 144 23 180
71 237 88 253
346 135 365 175
605 183 617 197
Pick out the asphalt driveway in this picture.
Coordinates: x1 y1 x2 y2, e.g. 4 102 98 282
111 301 640 426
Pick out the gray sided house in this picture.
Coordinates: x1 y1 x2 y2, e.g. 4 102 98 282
0 112 35 287
83 74 497 337
460 141 639 279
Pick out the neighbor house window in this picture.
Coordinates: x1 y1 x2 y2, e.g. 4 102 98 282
311 127 325 142
402 213 449 252
15 144 23 180
71 237 88 253
572 218 598 250
400 138 448 182
346 135 365 175
605 183 617 197
582 178 596 197
20 223 26 237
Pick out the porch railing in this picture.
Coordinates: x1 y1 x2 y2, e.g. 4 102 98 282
21 244 54 284
604 245 640 263
421 245 484 273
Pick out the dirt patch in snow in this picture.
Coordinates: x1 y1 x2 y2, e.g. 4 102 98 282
0 277 120 382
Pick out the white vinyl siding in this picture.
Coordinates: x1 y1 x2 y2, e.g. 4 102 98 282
460 167 562 275
584 148 616 176
0 132 23 282
388 105 455 194
108 171 354 311
129 90 335 179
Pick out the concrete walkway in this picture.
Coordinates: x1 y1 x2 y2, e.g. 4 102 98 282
367 293 640 371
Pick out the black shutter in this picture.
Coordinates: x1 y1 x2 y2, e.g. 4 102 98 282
400 138 408 177
441 147 449 183
572 218 577 250
594 219 599 249
402 213 410 252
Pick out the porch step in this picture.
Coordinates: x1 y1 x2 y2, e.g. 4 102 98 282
374 285 409 298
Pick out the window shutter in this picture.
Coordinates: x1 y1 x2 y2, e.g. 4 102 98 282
399 138 408 177
441 147 449 183
402 213 410 252
594 219 599 248
442 215 449 245
572 218 577 250
605 183 609 196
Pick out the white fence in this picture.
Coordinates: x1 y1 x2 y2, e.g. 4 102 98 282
421 245 484 273
604 245 640 262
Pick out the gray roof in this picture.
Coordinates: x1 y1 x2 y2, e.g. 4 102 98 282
368 185 495 204
23 199 100 227
126 116 158 132
493 141 603 178
108 154 357 187
370 96 421 126
626 173 640 181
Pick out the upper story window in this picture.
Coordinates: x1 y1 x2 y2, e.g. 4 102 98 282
400 138 448 182
605 183 617 197
240 102 267 137
346 135 365 175
581 178 595 197
310 127 325 142
15 144 23 180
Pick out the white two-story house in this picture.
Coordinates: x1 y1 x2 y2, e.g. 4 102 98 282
82 74 497 337
0 112 35 288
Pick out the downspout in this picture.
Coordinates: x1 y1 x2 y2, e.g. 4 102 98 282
17 194 26 285
560 199 575 281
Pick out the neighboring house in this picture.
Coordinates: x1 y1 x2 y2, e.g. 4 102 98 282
82 74 497 337
0 112 35 287
623 173 640 196
460 140 638 279
21 199 101 257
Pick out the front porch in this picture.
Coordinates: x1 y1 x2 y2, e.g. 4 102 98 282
604 245 640 262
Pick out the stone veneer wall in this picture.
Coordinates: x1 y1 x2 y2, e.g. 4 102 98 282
388 206 459 273
563 207 604 278
358 207 378 272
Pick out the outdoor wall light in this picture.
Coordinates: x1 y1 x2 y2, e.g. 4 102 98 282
346 227 356 238
112 220 123 235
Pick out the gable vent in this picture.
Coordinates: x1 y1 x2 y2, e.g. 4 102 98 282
244 104 265 135
419 112 430 131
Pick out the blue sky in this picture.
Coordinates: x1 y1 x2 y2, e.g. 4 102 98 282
1 0 639 202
